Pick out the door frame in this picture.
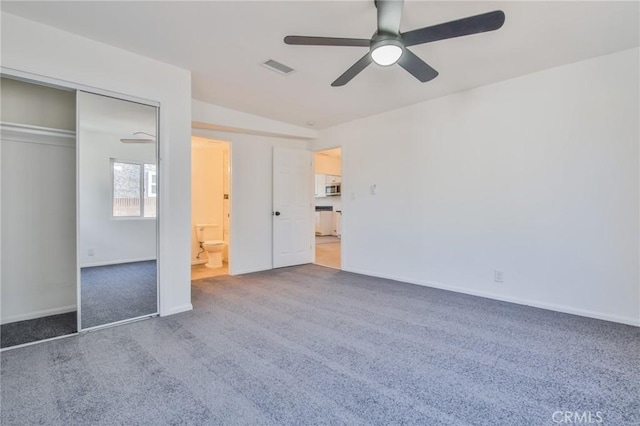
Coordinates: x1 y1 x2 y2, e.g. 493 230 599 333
189 136 233 275
1 67 162 335
312 145 344 270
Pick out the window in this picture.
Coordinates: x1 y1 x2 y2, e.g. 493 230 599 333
143 164 157 217
112 160 157 218
145 164 157 198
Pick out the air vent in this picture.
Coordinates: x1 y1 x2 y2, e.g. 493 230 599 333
262 59 295 75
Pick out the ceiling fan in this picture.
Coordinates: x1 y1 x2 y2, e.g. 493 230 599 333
284 0 505 87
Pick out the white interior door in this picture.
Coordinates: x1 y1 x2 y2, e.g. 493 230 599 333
273 146 313 268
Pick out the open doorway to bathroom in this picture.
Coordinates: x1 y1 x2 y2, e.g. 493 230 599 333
191 137 231 280
314 148 342 269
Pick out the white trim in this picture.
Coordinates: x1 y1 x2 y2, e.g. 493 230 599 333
314 263 341 271
80 257 157 268
76 90 82 335
0 122 76 148
81 314 155 332
0 332 78 353
191 259 208 266
161 303 193 316
1 305 76 325
1 67 160 108
342 267 640 327
231 264 274 276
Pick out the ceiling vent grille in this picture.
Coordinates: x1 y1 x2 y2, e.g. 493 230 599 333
262 59 295 75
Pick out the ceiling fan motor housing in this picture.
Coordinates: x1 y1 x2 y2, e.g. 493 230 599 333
370 35 405 66
371 33 403 46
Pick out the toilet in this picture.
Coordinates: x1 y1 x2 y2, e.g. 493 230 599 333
195 224 225 268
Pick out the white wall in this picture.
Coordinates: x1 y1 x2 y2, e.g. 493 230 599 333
316 195 342 212
78 129 157 267
315 152 341 176
192 128 308 275
1 127 77 324
1 78 76 130
1 79 77 324
77 91 157 267
191 139 225 264
192 100 317 140
313 48 640 326
1 12 193 316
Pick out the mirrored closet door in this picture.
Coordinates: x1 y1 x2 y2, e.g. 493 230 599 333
77 92 158 330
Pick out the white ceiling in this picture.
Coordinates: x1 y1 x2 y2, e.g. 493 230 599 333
2 1 638 129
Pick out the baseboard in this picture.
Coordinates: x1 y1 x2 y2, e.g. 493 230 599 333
342 267 640 327
191 259 207 265
162 303 193 317
1 305 76 325
81 257 157 268
230 264 273 276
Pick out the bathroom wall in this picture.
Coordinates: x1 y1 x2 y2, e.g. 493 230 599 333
191 138 226 264
222 147 230 258
1 78 77 323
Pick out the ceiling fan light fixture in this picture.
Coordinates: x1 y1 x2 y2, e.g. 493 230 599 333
370 39 404 66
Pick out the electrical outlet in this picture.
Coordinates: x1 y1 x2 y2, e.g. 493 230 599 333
494 270 504 283
88 249 95 257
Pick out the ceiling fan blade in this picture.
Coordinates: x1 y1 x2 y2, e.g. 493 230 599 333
120 139 155 144
284 36 370 47
402 10 505 47
397 49 439 83
376 0 404 36
331 53 372 87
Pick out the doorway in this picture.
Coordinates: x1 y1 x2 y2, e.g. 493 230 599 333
314 148 342 269
190 137 231 280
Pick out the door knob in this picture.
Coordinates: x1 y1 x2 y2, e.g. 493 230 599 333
274 211 281 216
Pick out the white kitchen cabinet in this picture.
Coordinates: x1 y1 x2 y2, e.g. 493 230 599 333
315 174 326 198
326 175 341 184
332 211 342 237
315 212 321 234
316 211 333 235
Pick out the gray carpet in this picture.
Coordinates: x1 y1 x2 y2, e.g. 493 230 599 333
2 264 639 425
81 261 157 329
0 312 76 349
